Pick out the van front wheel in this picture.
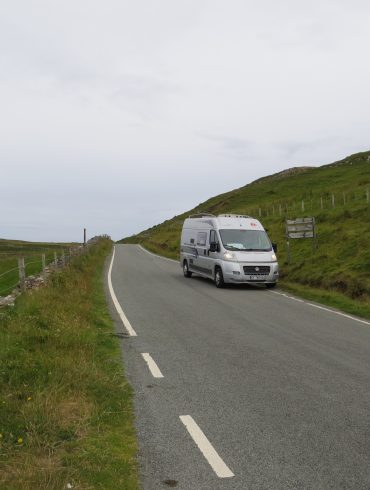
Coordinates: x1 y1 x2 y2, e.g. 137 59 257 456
183 261 192 278
266 282 277 289
214 267 225 288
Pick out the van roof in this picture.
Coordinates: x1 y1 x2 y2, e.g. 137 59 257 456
184 214 265 231
188 213 251 219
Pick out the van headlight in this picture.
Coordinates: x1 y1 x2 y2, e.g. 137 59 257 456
271 253 277 261
223 251 237 261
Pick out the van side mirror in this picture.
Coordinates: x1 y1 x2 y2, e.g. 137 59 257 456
272 243 278 253
209 242 218 253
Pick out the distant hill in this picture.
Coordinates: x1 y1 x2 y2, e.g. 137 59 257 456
252 166 313 184
0 238 71 255
119 150 370 315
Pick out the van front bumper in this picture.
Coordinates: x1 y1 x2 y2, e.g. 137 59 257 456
223 261 279 284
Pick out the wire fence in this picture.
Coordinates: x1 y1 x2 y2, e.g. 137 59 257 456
0 282 20 296
0 246 85 298
244 187 369 220
0 266 19 279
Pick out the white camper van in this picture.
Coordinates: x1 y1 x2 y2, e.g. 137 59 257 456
180 213 279 288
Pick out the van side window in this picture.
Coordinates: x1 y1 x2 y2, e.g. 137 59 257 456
210 230 219 244
196 232 207 246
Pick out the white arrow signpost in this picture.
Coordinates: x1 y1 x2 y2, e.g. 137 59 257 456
285 217 317 264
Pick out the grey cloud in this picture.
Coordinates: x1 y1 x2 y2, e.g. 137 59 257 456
112 75 180 102
276 138 335 160
109 74 181 121
198 133 259 160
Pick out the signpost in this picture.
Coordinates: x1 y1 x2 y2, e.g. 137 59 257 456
285 217 316 264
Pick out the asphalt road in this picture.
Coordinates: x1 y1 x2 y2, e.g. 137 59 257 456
108 244 370 490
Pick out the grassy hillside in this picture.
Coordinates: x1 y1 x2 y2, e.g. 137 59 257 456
0 239 76 297
0 238 138 489
119 150 370 317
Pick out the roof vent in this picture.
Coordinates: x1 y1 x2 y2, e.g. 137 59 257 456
188 213 216 218
218 214 251 218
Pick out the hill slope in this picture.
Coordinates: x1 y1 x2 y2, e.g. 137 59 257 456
119 150 370 316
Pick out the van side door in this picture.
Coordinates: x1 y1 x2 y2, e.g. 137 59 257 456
209 229 220 254
193 231 213 276
208 227 220 263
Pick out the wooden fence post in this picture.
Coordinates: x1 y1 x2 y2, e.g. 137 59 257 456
18 257 26 292
42 253 46 281
320 196 323 209
301 200 305 212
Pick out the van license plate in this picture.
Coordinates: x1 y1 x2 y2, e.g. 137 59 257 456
247 275 266 280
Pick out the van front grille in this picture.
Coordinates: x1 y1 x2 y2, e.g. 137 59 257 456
243 265 270 275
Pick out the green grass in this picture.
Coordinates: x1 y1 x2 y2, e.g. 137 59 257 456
0 239 76 297
0 238 138 489
119 150 370 318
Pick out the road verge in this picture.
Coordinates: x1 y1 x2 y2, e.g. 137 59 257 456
0 238 138 489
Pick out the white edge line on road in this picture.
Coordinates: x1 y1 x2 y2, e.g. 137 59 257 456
138 244 178 263
179 415 234 479
107 246 137 337
141 353 164 378
269 290 370 326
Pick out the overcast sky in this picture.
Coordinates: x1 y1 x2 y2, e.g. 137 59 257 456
1 0 370 242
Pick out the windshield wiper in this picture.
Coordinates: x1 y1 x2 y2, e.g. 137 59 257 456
242 248 271 252
225 245 243 250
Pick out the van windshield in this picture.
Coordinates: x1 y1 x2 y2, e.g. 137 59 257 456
219 229 272 251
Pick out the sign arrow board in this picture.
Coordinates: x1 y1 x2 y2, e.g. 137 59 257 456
286 225 315 232
288 231 314 239
286 217 315 239
285 217 317 263
286 218 315 224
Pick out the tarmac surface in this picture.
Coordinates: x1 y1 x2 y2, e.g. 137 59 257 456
107 244 370 490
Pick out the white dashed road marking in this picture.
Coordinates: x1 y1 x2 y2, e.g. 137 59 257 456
141 353 164 378
180 415 234 478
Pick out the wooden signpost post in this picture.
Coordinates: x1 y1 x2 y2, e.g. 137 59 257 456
285 217 317 264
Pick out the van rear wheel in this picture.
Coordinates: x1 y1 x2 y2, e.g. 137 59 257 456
214 267 225 288
183 261 192 278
